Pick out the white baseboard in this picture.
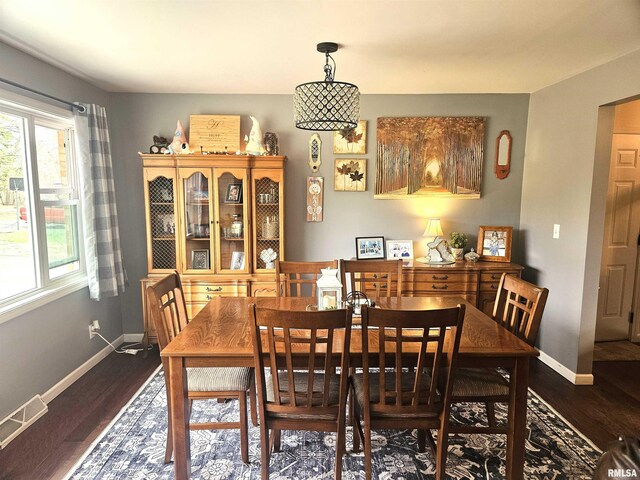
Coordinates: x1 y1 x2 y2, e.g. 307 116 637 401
538 350 594 385
41 335 124 404
123 333 144 343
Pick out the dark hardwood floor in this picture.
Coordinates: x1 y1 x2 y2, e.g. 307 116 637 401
0 346 161 480
1 349 638 479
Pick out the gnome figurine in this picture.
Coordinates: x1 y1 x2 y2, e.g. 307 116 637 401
166 120 191 154
245 116 265 155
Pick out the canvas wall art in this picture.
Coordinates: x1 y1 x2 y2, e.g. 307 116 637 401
334 158 366 192
334 120 367 154
375 116 485 198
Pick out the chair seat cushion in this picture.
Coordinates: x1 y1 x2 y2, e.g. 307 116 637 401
451 368 509 398
351 371 440 415
186 367 251 392
266 371 341 406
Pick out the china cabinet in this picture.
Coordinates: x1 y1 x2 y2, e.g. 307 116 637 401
140 153 285 346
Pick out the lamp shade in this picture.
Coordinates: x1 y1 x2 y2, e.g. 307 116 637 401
293 42 360 131
423 218 444 238
294 81 359 131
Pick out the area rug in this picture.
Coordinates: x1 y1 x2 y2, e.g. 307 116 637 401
593 340 640 361
64 367 602 479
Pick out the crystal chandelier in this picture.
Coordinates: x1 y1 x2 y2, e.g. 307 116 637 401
293 42 360 131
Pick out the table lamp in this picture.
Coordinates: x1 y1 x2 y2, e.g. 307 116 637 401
416 218 455 264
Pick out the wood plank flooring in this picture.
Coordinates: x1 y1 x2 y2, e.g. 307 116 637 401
0 349 638 479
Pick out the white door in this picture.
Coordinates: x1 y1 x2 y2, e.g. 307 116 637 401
596 134 640 341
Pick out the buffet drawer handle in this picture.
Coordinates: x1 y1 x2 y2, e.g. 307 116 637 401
206 286 223 292
432 285 449 290
491 274 501 280
490 284 498 289
432 275 449 280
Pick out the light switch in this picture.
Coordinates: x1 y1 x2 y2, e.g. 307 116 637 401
553 224 560 239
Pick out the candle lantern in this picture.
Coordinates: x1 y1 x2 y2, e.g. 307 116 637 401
317 268 342 310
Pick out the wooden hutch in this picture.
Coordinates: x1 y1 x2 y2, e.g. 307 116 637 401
139 153 285 346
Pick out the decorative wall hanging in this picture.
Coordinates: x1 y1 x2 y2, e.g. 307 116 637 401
188 115 240 153
495 130 512 179
308 133 322 173
334 158 366 191
375 116 485 198
306 177 324 222
334 120 367 154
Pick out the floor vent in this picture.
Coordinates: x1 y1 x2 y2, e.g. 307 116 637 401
0 395 47 449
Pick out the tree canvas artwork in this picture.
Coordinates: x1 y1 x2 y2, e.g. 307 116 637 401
375 117 485 198
333 120 367 154
334 158 366 192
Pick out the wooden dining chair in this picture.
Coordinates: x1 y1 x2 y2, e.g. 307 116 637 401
147 272 253 464
249 304 353 480
275 259 338 297
340 258 403 300
351 304 465 480
448 273 549 432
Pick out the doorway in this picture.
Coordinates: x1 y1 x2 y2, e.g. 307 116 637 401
595 99 640 358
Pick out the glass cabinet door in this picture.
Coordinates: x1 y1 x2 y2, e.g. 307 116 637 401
252 169 284 272
144 168 178 272
179 168 214 273
214 168 249 273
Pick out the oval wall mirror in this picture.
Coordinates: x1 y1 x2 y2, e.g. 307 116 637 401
495 130 512 179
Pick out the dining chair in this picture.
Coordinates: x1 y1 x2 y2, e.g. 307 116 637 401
147 272 253 464
448 273 549 432
249 304 353 480
351 303 466 480
275 259 338 297
340 258 403 300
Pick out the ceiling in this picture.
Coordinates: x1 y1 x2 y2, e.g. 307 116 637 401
1 0 639 95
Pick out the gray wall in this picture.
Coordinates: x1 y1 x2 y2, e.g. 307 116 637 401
0 42 121 420
109 93 530 334
521 48 640 374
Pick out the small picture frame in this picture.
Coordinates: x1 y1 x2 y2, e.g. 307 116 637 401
230 251 245 270
191 249 210 270
355 236 386 260
386 240 414 260
478 226 513 262
224 183 243 204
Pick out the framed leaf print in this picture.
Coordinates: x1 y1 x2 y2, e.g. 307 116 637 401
334 158 366 192
334 120 367 154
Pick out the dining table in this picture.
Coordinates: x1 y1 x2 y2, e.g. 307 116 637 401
160 295 539 480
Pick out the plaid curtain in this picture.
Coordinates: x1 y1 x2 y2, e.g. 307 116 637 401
75 104 127 300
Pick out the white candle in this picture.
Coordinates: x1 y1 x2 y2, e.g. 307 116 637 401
322 295 337 309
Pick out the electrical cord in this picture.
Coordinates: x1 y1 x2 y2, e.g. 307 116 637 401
93 332 147 355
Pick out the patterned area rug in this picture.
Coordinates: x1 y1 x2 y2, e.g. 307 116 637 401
64 368 601 479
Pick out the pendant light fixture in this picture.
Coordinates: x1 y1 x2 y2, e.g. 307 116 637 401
294 42 360 131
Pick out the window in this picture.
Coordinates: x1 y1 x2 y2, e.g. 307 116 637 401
0 99 84 316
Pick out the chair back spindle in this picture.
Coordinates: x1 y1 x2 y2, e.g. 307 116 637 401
492 273 549 346
340 259 403 300
275 260 339 297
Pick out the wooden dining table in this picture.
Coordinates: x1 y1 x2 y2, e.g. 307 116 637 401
161 295 538 480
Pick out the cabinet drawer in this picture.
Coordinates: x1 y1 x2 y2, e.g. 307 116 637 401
250 282 278 297
183 283 247 294
479 270 521 291
408 272 478 283
410 281 476 293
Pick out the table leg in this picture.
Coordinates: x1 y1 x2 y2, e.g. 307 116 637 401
506 357 529 480
169 356 191 480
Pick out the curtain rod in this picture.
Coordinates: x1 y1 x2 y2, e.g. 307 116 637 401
0 76 86 113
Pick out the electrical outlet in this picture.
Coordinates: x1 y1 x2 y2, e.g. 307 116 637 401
91 319 100 331
89 324 97 340
553 224 560 239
